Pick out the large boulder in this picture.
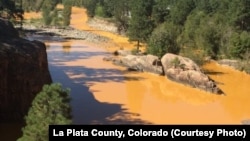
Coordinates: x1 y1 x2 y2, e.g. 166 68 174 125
110 54 163 75
0 18 52 122
161 53 223 94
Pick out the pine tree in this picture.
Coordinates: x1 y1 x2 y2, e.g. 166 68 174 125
152 0 171 25
17 83 72 141
230 0 250 31
41 0 60 25
148 22 181 57
42 6 52 25
82 0 98 17
170 0 195 25
0 0 24 21
62 0 72 26
112 0 130 34
127 0 155 53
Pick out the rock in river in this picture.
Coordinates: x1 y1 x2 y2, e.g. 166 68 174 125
161 53 224 94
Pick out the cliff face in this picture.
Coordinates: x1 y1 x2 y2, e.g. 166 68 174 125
0 18 52 122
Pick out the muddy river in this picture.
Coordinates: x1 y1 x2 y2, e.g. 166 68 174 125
45 39 250 125
62 6 250 125
1 5 250 141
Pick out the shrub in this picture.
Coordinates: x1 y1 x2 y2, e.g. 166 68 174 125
17 83 72 141
171 57 181 68
147 22 181 58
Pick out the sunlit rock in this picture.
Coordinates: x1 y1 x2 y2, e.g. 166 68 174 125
161 53 224 95
110 54 163 75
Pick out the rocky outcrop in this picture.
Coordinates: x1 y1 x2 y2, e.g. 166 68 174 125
0 18 52 122
161 53 223 94
105 52 223 94
104 54 163 75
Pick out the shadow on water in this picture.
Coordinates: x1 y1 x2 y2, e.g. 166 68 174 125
22 29 86 42
203 69 226 75
47 48 110 62
48 44 152 124
203 69 225 85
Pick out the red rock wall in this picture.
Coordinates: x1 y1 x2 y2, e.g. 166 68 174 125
0 19 52 122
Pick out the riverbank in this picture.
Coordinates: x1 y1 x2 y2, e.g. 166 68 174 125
21 24 110 43
22 9 250 75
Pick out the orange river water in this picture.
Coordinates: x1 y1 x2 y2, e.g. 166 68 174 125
22 6 250 124
1 5 250 141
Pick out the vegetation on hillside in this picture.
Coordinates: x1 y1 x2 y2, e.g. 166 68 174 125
3 0 250 72
127 0 154 53
75 0 250 72
17 83 72 141
0 0 23 26
40 0 72 26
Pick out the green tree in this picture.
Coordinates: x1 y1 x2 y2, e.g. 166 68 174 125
42 6 51 25
101 0 115 17
94 2 105 17
0 0 24 21
152 0 171 25
71 0 84 7
17 83 72 141
62 0 72 26
178 11 206 48
127 0 154 53
229 31 250 59
230 0 250 31
194 17 222 59
82 0 98 17
41 0 60 25
147 22 181 57
21 0 44 12
170 0 195 25
112 0 130 34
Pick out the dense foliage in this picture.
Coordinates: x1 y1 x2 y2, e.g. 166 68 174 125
18 0 250 70
20 0 71 26
0 0 23 22
17 83 72 141
127 0 154 52
62 0 72 26
76 0 250 62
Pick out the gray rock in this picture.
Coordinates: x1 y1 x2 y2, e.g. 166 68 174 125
114 54 163 75
161 53 224 94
